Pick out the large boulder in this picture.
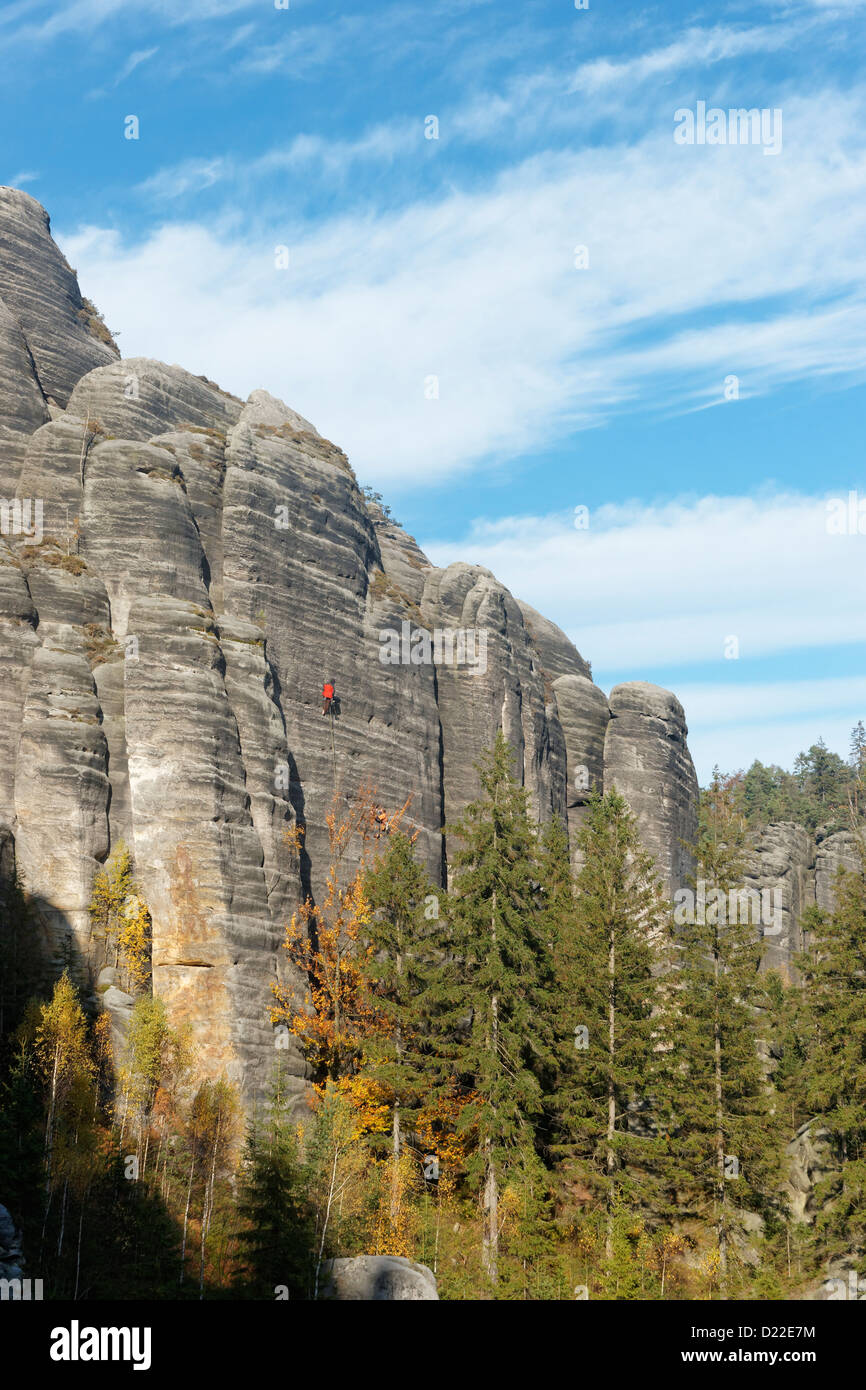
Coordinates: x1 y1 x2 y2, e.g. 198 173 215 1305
320 1255 439 1300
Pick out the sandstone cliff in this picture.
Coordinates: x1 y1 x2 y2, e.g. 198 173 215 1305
744 822 861 981
0 188 700 1107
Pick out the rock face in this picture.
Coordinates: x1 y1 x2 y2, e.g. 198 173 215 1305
320 1254 439 1300
0 190 701 1109
784 1120 841 1225
743 823 814 981
815 829 861 910
551 674 610 873
0 187 117 497
13 627 110 980
419 562 566 855
517 601 592 683
743 825 863 979
603 682 699 897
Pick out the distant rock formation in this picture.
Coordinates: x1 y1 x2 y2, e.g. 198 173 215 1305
0 188 700 1108
744 823 861 981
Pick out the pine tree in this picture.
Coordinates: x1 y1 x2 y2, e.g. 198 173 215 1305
0 1035 45 1256
235 1069 314 1299
495 1144 560 1300
424 731 553 1288
848 722 866 821
548 790 666 1263
658 771 782 1295
793 741 849 831
361 830 439 1222
795 850 866 1260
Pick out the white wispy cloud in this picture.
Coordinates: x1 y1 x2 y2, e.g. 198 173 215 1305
0 0 259 43
61 85 866 482
567 20 813 95
116 46 158 81
421 492 866 675
423 494 866 779
675 677 866 727
137 124 418 201
136 157 230 200
87 44 159 99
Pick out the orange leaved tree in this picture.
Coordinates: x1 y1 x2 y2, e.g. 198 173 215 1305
271 786 409 1094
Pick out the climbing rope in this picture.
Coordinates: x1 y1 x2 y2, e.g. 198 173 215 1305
329 705 337 788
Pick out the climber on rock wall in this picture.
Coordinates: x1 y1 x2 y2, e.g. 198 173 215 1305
322 680 335 716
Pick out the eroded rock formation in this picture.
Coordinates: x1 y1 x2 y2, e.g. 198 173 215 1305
745 824 862 980
0 188 700 1107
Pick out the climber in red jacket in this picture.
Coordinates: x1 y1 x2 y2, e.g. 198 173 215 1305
322 680 335 716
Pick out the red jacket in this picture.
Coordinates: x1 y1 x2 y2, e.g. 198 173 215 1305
322 683 334 699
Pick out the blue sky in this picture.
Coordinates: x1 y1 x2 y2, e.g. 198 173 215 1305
2 0 865 780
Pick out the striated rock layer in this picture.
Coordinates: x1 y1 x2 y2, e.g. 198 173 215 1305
0 190 701 1108
603 682 699 898
744 823 863 981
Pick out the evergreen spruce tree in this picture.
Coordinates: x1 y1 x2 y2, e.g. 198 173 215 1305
426 731 553 1288
361 830 439 1218
795 850 866 1261
495 1144 559 1300
658 771 782 1296
235 1068 313 1299
548 790 665 1263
